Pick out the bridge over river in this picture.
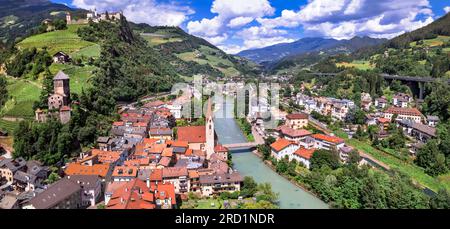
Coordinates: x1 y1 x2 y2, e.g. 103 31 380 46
307 72 450 100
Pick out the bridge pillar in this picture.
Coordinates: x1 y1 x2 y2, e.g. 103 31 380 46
419 82 425 100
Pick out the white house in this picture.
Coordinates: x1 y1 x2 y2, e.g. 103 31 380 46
167 103 182 119
270 138 299 160
290 148 315 169
312 134 345 151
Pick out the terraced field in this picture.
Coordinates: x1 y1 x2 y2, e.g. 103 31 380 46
337 60 374 70
0 119 19 134
17 24 97 56
176 45 241 77
410 35 450 48
1 78 41 119
141 33 184 46
49 64 96 94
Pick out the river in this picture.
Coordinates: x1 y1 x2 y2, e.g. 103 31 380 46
213 98 328 209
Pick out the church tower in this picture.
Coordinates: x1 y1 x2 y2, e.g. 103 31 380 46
66 12 72 24
205 98 215 159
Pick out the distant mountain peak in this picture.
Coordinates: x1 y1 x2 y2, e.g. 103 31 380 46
237 36 386 64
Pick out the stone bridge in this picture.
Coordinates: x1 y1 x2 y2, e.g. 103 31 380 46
307 73 450 100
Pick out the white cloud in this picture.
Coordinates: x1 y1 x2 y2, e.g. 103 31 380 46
205 34 229 45
71 0 194 26
187 17 222 37
187 0 275 46
445 6 450 13
211 0 274 19
258 0 435 39
227 17 254 28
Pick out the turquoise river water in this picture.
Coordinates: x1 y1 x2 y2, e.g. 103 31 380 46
213 99 328 209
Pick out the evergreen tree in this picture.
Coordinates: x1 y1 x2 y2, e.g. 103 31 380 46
0 75 7 108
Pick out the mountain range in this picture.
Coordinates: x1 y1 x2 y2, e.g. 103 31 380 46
237 36 387 65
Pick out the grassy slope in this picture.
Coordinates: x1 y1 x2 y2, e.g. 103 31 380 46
345 138 450 192
1 77 41 119
336 60 374 70
344 36 450 71
17 24 98 56
1 24 98 130
409 35 450 48
175 45 240 77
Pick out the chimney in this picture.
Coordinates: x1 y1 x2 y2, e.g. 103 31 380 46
146 178 150 188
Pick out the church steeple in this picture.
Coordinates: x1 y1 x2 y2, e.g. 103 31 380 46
205 98 215 159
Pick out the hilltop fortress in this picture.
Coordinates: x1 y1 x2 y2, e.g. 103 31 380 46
66 9 123 25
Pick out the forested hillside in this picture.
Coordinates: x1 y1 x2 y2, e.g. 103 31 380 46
339 13 450 78
134 24 260 79
0 0 87 44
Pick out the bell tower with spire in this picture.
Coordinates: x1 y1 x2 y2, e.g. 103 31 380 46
205 98 215 159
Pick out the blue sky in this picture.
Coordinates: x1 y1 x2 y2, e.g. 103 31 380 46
51 0 450 54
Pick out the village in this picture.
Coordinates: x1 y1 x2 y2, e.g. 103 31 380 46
245 80 440 178
0 66 442 209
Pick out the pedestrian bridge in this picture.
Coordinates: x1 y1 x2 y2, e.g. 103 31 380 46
223 142 260 150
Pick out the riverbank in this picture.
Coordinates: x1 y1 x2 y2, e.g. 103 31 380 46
251 149 329 207
215 98 327 208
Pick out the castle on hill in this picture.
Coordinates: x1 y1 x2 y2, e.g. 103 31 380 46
35 71 71 124
66 10 123 25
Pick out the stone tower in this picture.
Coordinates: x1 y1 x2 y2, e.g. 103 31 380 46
66 12 72 24
205 98 215 159
48 71 70 110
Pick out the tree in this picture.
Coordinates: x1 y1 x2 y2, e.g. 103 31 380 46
54 19 67 30
310 149 341 170
351 109 366 125
257 144 271 160
240 176 257 198
0 75 7 108
430 189 450 209
415 140 448 177
354 125 368 140
422 81 450 121
276 157 289 174
347 150 361 165
256 183 279 203
34 69 53 110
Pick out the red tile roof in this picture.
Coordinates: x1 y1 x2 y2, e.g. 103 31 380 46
169 140 189 148
133 122 148 127
158 157 172 167
214 145 229 153
60 106 71 111
154 183 176 205
143 100 166 108
385 107 423 117
162 167 188 178
276 126 312 138
112 166 138 178
270 138 296 152
377 118 391 123
185 148 193 156
177 126 206 143
107 179 155 209
113 121 124 126
161 148 173 157
65 163 110 178
150 169 163 181
92 149 122 164
294 148 315 160
286 113 308 120
312 134 344 144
